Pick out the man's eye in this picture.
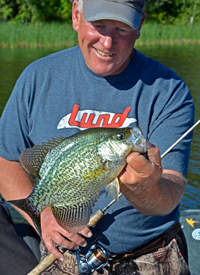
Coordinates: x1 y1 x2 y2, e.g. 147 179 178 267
94 25 105 29
118 28 133 35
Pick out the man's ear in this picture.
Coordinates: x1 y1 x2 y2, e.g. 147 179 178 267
136 12 147 40
72 0 81 32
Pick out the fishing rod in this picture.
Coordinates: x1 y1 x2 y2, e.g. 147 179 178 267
28 119 200 275
28 194 123 275
161 119 200 158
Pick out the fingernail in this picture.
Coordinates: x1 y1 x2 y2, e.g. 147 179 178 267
59 258 64 262
87 232 92 237
146 141 152 150
74 245 79 250
81 241 87 247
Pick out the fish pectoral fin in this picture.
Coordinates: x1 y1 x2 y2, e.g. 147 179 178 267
19 137 66 178
105 178 120 201
51 193 99 233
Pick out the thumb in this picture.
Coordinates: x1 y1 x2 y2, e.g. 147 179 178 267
146 141 162 167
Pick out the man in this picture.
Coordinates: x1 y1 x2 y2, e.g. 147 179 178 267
0 201 40 275
0 0 194 274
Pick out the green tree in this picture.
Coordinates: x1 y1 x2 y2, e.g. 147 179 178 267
0 0 17 21
144 0 200 24
0 0 72 23
0 0 199 24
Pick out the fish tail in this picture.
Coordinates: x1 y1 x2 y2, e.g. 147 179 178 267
8 198 41 236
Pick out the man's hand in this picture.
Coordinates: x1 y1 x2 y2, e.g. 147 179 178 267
41 207 93 260
119 141 186 216
0 157 92 260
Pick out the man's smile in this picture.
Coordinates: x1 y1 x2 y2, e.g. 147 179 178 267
94 48 113 57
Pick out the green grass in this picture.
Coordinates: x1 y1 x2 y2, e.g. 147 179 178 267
137 22 200 46
0 22 78 48
0 21 200 48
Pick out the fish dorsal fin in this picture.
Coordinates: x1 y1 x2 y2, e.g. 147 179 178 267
51 192 99 233
19 137 66 179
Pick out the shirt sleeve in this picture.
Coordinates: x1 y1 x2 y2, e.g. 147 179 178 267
147 79 194 177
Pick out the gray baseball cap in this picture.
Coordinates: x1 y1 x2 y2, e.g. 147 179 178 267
83 0 146 30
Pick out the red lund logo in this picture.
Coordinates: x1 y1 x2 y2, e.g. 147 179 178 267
57 104 136 130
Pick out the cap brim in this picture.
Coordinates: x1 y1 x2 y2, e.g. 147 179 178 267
83 0 142 29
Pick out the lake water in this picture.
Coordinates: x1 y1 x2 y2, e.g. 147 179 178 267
0 44 200 222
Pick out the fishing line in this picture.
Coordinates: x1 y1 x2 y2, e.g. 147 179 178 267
112 119 200 233
161 119 200 159
28 119 200 275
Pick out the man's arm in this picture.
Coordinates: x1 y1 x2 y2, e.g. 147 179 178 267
119 141 186 216
0 157 92 259
0 157 36 226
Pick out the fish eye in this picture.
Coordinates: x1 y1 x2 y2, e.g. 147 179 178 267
117 132 125 140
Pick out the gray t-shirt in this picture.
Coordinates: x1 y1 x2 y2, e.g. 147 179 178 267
0 46 194 255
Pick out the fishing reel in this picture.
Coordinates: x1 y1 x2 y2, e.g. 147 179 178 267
74 244 109 274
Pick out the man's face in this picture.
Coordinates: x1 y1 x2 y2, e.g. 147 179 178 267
72 1 145 76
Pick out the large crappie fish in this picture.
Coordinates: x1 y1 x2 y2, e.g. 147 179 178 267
8 127 146 234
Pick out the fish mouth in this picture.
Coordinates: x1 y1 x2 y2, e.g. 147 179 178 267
130 126 146 153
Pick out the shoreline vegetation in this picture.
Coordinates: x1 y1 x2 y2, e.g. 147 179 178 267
0 22 200 49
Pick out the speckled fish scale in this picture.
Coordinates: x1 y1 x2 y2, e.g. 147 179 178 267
8 127 146 234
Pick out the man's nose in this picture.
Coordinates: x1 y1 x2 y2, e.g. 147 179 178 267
99 33 116 49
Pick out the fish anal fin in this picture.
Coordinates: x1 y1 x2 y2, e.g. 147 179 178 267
51 194 99 233
105 178 120 201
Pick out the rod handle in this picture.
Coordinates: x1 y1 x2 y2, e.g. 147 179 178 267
27 253 57 275
88 209 104 227
27 210 104 275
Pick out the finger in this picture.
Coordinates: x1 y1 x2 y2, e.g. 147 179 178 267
43 229 87 259
41 206 91 244
44 235 64 260
146 141 162 167
56 225 92 246
79 227 93 238
126 152 153 177
44 223 89 249
61 231 88 247
51 231 81 249
41 208 90 253
120 146 161 185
